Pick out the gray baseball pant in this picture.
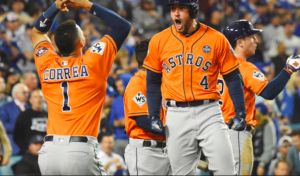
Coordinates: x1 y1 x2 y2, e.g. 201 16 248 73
124 138 172 175
166 101 236 175
229 129 254 175
38 135 106 175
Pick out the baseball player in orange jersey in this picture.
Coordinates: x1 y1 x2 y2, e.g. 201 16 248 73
123 39 172 175
32 0 131 175
143 0 249 175
215 20 300 175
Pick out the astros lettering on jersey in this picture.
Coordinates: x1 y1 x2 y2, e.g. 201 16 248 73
124 72 166 140
33 35 117 138
218 57 269 126
143 23 240 102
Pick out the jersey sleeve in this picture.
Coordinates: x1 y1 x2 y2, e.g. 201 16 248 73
241 63 269 95
217 36 240 75
125 85 149 117
83 35 117 79
33 41 58 73
143 36 162 73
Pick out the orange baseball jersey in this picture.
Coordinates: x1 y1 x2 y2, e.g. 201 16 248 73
218 57 269 126
124 71 166 140
143 23 240 102
33 35 117 138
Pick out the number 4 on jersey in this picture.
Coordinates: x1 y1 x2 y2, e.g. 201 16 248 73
61 82 71 112
200 75 209 90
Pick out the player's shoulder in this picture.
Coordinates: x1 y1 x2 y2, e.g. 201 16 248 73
151 26 173 42
126 72 146 92
203 24 226 39
240 59 259 70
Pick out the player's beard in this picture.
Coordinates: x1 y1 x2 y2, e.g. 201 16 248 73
173 18 194 34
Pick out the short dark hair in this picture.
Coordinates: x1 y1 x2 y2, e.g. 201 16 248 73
55 20 79 57
291 129 300 137
135 39 150 68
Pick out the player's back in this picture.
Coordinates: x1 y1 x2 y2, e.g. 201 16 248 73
34 36 117 138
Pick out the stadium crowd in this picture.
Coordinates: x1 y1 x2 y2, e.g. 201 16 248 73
0 0 300 175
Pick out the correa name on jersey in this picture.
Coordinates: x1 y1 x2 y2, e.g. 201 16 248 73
163 53 212 74
43 65 89 81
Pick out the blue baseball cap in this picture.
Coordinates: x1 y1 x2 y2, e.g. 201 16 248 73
255 102 268 116
106 85 118 97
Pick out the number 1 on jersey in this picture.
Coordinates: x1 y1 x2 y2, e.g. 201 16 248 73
61 82 71 112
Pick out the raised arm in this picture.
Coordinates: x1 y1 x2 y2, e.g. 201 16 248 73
67 0 131 50
32 0 69 48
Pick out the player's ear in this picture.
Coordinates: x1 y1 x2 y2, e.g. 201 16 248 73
236 39 243 48
77 39 84 49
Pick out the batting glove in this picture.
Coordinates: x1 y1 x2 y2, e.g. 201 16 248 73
150 116 163 133
285 55 300 75
228 111 246 131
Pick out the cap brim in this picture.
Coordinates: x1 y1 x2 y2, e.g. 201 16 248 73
249 29 263 35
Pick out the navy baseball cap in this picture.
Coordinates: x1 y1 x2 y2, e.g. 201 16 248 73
223 20 263 47
29 134 44 144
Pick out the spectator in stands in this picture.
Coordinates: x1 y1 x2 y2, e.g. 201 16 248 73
262 13 283 62
114 49 130 73
207 5 223 32
109 78 128 156
133 0 164 38
12 134 43 175
5 12 25 43
0 120 12 166
0 62 6 78
13 89 47 155
269 20 300 59
0 17 19 61
238 0 258 15
273 160 290 176
17 23 37 74
268 136 293 175
5 67 21 96
22 72 38 94
0 83 29 155
107 0 133 22
0 77 12 109
97 86 116 142
98 135 127 175
280 72 300 124
272 42 289 77
252 102 277 176
286 129 300 175
77 9 91 28
252 1 268 25
223 2 239 27
11 0 29 17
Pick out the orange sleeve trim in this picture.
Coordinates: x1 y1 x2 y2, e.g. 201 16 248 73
256 82 269 95
104 35 117 54
128 112 149 116
220 63 240 75
143 64 162 73
33 40 51 52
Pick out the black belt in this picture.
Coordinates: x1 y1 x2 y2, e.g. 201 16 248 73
45 136 88 143
166 99 216 107
143 141 166 148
